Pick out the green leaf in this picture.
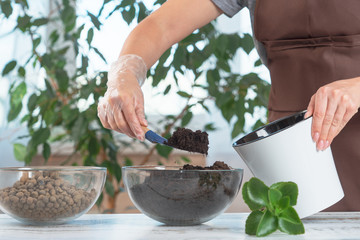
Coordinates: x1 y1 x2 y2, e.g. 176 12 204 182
278 208 305 235
13 143 27 162
240 33 255 54
41 54 52 69
156 144 172 158
247 177 269 207
181 111 193 127
27 93 38 111
276 196 290 210
270 182 298 206
1 1 13 18
172 46 186 70
137 2 148 23
17 15 31 32
80 55 89 73
122 5 135 25
98 0 111 17
245 210 264 235
32 17 48 26
177 91 191 98
8 81 26 122
254 59 262 67
279 206 301 224
7 103 22 122
120 0 135 7
87 28 94 45
20 114 30 123
268 188 282 211
61 5 76 32
71 116 87 141
32 37 41 49
18 66 26 77
256 209 278 237
242 182 264 211
55 69 69 92
84 155 96 166
113 162 122 183
42 142 51 162
10 82 26 106
25 139 37 165
216 91 232 107
2 60 17 76
49 30 59 46
88 137 100 155
220 99 236 123
43 108 57 125
96 192 103 207
181 156 191 163
204 123 216 131
92 47 107 63
231 119 244 139
88 11 101 30
163 84 171 95
217 59 231 72
32 128 50 146
105 180 115 197
124 157 133 166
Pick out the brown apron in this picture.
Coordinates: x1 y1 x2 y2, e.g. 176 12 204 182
254 0 360 211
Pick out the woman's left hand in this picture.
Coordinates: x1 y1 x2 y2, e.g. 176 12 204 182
304 77 360 150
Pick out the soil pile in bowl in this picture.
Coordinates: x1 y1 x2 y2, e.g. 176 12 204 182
181 161 231 170
165 128 209 155
128 161 241 225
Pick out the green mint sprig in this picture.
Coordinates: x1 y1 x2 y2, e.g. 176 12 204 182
242 177 305 237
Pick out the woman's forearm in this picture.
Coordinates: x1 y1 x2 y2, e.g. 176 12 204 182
119 0 223 69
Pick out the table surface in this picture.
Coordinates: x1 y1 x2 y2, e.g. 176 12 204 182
0 212 359 240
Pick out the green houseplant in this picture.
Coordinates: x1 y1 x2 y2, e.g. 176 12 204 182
0 0 270 212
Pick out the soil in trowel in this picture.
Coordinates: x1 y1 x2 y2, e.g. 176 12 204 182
165 127 209 155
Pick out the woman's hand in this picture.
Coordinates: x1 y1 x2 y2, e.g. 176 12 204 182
97 55 148 141
305 77 360 150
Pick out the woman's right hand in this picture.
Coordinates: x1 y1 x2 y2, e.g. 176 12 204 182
97 55 148 141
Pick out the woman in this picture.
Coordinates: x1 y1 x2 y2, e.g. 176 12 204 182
97 0 360 211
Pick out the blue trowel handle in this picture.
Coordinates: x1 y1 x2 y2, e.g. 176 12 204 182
142 126 168 145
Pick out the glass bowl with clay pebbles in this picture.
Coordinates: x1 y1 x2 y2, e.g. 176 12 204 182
0 166 106 225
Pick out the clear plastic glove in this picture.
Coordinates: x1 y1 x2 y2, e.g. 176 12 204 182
97 54 148 141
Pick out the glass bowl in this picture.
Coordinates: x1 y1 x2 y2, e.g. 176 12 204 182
122 165 243 225
0 166 106 225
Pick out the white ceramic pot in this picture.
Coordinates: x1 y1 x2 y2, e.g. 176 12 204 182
233 111 344 218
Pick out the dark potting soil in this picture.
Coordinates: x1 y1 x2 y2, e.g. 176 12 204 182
165 128 209 155
128 162 242 225
181 161 231 170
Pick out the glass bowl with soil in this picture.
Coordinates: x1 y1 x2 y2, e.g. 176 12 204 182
122 161 243 226
0 166 106 225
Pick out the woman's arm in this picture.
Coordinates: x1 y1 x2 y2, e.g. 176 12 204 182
98 0 223 140
120 0 222 67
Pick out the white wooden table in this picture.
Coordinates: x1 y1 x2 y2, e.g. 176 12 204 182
0 212 359 240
